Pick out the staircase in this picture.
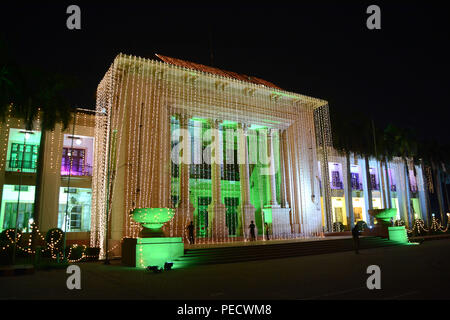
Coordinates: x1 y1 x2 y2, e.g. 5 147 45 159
173 237 403 267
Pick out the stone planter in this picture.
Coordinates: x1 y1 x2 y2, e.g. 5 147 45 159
131 208 175 237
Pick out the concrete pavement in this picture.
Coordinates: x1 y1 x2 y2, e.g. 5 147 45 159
1 239 450 299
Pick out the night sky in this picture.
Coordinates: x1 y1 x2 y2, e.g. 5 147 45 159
1 1 449 142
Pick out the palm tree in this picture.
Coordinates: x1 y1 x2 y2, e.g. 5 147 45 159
0 44 74 252
12 69 73 250
0 37 20 120
331 110 375 227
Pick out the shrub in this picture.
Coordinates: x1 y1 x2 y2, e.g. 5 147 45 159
85 247 100 261
42 228 65 258
332 222 345 232
356 221 368 231
66 245 85 261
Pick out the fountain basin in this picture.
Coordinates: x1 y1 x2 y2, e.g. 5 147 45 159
131 207 175 237
368 208 397 225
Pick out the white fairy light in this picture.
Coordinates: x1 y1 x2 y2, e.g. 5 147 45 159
92 53 350 255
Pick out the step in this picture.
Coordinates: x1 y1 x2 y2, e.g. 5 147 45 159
184 238 387 253
182 240 393 256
179 242 398 260
174 237 403 267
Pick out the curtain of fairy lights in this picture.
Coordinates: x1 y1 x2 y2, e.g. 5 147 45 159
93 54 330 251
390 158 409 224
313 104 333 233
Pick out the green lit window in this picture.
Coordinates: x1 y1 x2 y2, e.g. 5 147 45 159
3 202 34 231
58 187 92 232
9 143 39 171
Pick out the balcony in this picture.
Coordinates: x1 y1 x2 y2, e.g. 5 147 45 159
61 135 94 178
331 181 343 190
61 164 93 177
351 182 363 191
7 159 37 173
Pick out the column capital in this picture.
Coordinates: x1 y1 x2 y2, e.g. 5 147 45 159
268 128 279 136
175 113 191 125
208 118 223 128
238 123 250 131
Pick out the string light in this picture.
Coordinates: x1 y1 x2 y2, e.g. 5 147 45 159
91 53 351 252
90 53 435 257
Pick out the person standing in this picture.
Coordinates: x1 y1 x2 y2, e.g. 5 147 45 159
264 222 270 240
249 221 256 241
187 221 195 244
352 225 360 254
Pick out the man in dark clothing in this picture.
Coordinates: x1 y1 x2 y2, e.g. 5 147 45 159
187 221 195 244
249 221 256 241
352 225 360 254
264 222 270 240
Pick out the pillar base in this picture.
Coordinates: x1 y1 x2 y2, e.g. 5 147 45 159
388 226 408 243
171 203 195 238
291 223 300 233
207 203 228 240
263 206 291 238
239 203 256 239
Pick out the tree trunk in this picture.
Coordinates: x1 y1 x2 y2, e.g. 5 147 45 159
443 171 450 212
345 151 354 229
378 159 387 208
443 171 450 226
403 158 413 227
31 129 46 250
364 155 373 224
421 160 432 226
432 161 445 222
384 159 392 209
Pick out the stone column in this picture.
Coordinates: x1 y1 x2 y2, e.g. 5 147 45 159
207 119 227 240
279 129 289 209
238 123 256 239
280 129 295 233
174 114 194 238
267 129 280 207
263 128 290 238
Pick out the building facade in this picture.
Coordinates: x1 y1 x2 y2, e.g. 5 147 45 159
0 109 95 246
0 54 434 259
92 54 431 257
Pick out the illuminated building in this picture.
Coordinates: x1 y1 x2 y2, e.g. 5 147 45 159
92 53 430 257
0 54 431 259
0 110 95 246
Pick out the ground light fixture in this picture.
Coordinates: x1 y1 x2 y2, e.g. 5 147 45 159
164 262 174 271
147 266 163 273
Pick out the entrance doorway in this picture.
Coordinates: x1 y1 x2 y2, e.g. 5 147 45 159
224 197 239 236
197 197 211 237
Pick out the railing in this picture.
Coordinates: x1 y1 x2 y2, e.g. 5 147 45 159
371 183 380 191
331 181 344 189
184 164 240 181
7 159 37 173
351 182 363 191
60 165 93 177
